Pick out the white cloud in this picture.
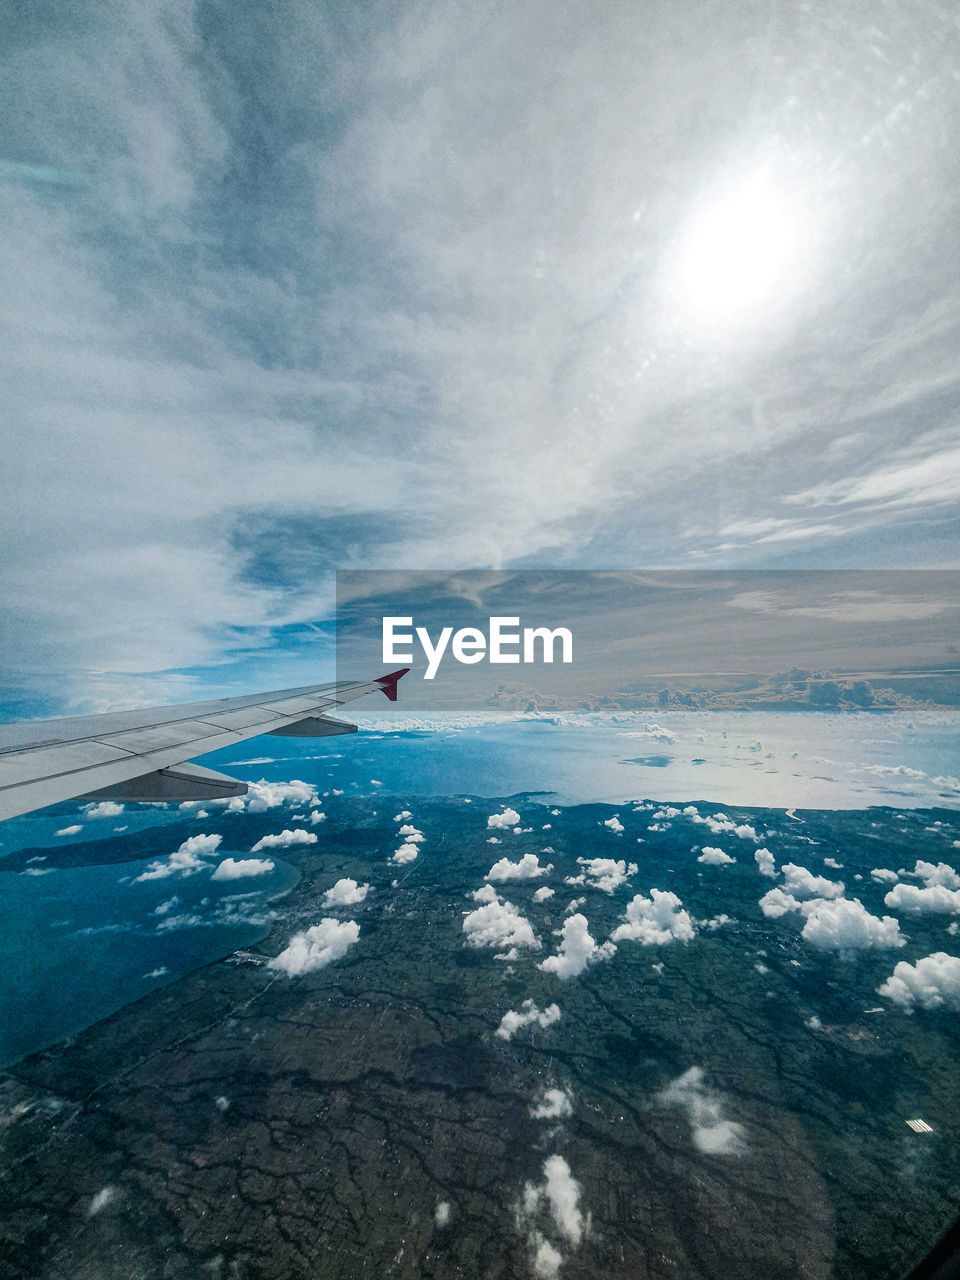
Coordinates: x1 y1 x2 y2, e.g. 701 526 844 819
800 897 905 950
522 1154 586 1245
823 857 843 870
211 857 274 880
486 853 552 882
487 836 501 844
488 807 522 829
658 1066 745 1155
623 723 676 743
309 810 326 826
135 832 222 880
398 823 420 837
391 843 419 864
55 824 82 836
86 1186 118 1217
698 846 735 866
780 862 844 899
434 1202 451 1228
531 1235 564 1280
83 801 124 819
530 1088 572 1120
759 887 801 918
270 918 360 976
871 868 899 883
533 886 555 902
228 780 321 814
463 888 540 952
884 883 960 915
322 878 370 907
394 811 412 821
565 897 587 913
611 889 696 945
603 816 624 833
250 828 317 851
573 857 638 893
755 848 776 877
878 952 960 1011
495 999 561 1040
911 860 960 890
539 914 615 979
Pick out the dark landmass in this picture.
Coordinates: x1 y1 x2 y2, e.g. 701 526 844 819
1 797 959 1279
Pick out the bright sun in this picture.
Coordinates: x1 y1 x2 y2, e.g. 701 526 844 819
671 169 806 330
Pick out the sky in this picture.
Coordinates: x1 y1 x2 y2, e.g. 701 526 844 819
2 0 960 714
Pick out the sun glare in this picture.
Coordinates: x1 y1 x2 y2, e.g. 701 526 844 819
671 169 807 330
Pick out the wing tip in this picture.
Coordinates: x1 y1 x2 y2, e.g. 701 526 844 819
377 668 410 701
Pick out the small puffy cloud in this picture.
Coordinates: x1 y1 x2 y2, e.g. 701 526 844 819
86 1186 118 1217
435 1202 451 1228
884 883 960 915
698 847 735 866
394 810 412 821
55 824 83 836
322 878 370 908
308 810 326 826
237 779 320 813
488 807 522 829
531 1235 564 1280
878 952 960 1011
270 919 360 976
486 853 552 882
135 833 222 881
539 914 615 979
487 836 502 844
522 1155 585 1246
574 857 638 893
658 1067 745 1155
463 888 540 952
871 868 899 883
759 888 801 919
495 999 561 1040
154 896 178 915
530 1089 572 1120
755 848 776 877
211 857 274 880
780 863 844 899
391 843 419 864
733 824 759 842
800 897 905 950
250 828 317 852
603 816 624 833
622 722 676 743
533 886 555 903
83 801 124 819
398 823 420 837
823 857 843 870
565 897 587 913
911 860 960 890
611 890 696 946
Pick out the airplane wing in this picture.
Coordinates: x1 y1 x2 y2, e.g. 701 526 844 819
0 668 409 822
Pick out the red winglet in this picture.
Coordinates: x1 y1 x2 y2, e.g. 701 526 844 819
377 667 410 702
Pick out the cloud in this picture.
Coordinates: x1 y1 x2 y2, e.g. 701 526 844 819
533 886 555 902
657 1066 745 1155
224 780 322 814
250 828 317 851
435 1202 451 1228
83 801 124 819
211 856 274 880
759 887 801 919
322 878 371 907
623 724 676 743
780 862 844 899
571 857 638 893
530 1235 564 1280
884 883 960 915
871 868 899 883
463 887 540 952
801 897 905 950
910 860 960 890
603 816 624 833
530 1088 572 1120
135 832 222 880
611 889 696 945
565 897 587 913
391 843 419 864
488 807 522 829
878 952 960 1011
495 999 561 1041
486 853 552 882
55 824 82 836
698 847 735 866
539 914 615 979
309 810 326 826
522 1154 586 1245
270 918 360 976
394 811 412 821
755 848 776 877
398 823 421 837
